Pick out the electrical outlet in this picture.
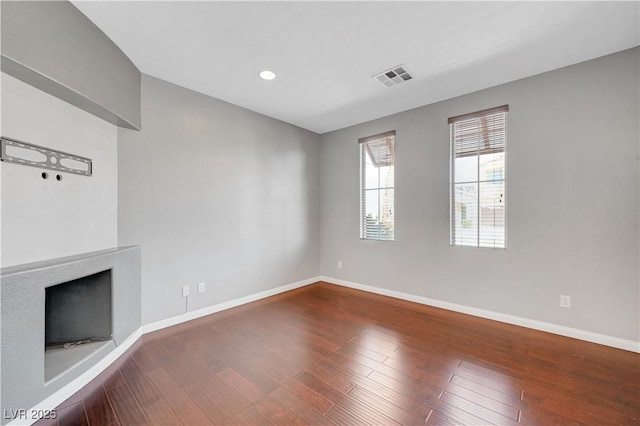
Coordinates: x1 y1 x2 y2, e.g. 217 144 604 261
198 282 205 294
560 295 571 308
182 285 190 297
337 260 343 269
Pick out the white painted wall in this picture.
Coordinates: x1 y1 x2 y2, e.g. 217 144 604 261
1 73 118 267
118 75 320 324
319 48 640 342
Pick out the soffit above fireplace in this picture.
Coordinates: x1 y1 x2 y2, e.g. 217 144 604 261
0 1 141 131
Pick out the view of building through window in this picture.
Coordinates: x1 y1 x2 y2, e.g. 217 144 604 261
450 106 507 248
360 131 395 241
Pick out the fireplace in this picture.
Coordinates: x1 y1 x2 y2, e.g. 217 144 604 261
1 247 141 424
44 269 114 381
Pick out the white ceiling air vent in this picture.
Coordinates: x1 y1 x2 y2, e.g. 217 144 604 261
373 65 413 88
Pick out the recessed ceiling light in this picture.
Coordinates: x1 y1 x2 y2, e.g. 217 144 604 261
259 70 276 81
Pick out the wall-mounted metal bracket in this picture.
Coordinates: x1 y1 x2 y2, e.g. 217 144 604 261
0 136 92 176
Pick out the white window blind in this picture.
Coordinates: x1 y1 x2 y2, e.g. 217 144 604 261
360 131 395 241
450 105 507 248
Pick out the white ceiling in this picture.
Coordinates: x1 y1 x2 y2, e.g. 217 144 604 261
72 1 639 134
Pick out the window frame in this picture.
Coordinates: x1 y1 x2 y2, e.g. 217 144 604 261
359 130 395 241
449 105 508 249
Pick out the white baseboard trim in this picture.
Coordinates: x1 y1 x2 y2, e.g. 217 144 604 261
139 276 320 334
319 275 640 353
11 276 320 425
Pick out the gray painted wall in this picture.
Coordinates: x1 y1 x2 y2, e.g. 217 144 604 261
319 48 639 342
1 1 141 130
118 75 321 324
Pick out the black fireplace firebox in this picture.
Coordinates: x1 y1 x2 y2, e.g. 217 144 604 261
45 269 113 348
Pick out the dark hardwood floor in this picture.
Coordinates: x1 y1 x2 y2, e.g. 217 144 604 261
36 282 639 425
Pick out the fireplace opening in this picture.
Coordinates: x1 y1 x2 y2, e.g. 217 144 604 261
44 269 113 381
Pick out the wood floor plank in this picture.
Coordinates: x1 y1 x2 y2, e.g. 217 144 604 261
264 337 328 368
247 354 335 414
522 367 639 419
425 409 464 426
438 390 519 425
443 382 521 421
45 282 639 426
106 384 148 425
347 384 426 425
160 354 205 388
448 374 524 409
336 341 389 363
317 354 374 378
253 397 307 425
521 381 638 425
430 394 501 426
296 362 355 394
99 369 127 391
367 369 442 403
341 370 434 420
269 387 334 425
295 370 401 425
217 367 267 404
183 381 239 425
56 402 88 426
306 353 436 420
118 358 164 408
145 368 212 425
130 342 162 374
213 350 281 394
323 403 372 426
518 405 586 426
82 385 118 426
140 399 181 425
191 366 253 414
236 405 271 425
254 346 307 377
453 360 523 397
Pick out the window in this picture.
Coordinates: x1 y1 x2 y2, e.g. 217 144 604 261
360 131 395 241
450 105 507 248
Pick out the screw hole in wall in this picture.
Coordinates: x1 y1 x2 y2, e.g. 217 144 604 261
56 174 63 181
41 172 49 179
